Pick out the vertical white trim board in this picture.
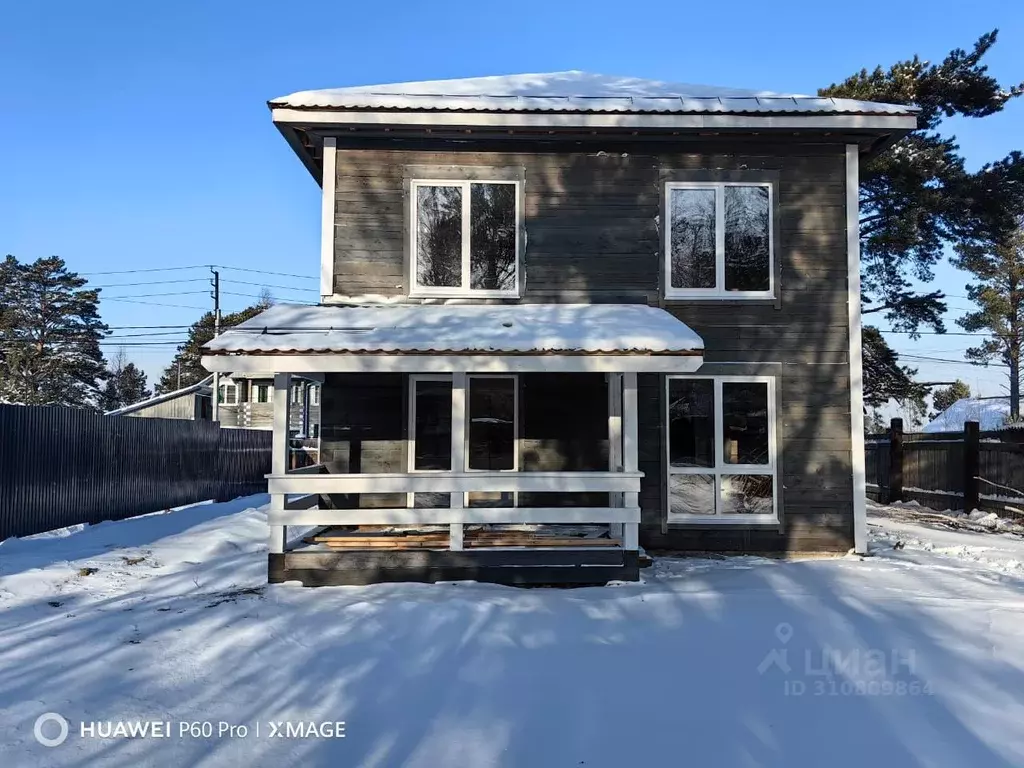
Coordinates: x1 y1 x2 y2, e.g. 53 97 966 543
320 137 337 300
846 145 868 554
269 372 292 555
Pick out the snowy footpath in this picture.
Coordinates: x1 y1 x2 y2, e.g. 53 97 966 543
2 498 1024 767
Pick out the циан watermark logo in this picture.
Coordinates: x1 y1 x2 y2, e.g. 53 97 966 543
34 712 69 748
758 623 934 697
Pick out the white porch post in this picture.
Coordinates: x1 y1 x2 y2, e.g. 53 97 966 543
269 372 292 554
622 372 640 551
449 372 467 550
607 373 624 539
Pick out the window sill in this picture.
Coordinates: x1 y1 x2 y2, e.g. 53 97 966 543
667 515 780 527
663 293 776 302
409 292 521 301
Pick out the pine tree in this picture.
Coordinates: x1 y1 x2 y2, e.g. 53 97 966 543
155 293 273 394
0 255 109 407
953 225 1024 418
862 327 926 409
865 408 888 435
100 347 152 411
820 31 1024 406
931 380 972 418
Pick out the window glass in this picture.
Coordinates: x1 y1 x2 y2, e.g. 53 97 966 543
470 183 516 291
669 474 716 516
416 185 462 288
223 385 236 405
468 378 515 471
722 382 770 465
413 380 452 471
667 377 776 520
669 188 716 289
721 475 774 514
724 186 770 291
668 379 715 467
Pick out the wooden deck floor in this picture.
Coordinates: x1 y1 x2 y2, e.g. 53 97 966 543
304 525 620 551
276 524 637 586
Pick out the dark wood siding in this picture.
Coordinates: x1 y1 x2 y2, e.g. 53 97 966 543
320 373 407 508
331 142 854 552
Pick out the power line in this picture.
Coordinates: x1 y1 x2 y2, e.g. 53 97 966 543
104 331 191 339
879 328 993 337
103 297 208 310
82 265 210 276
103 325 192 330
900 353 1009 369
218 266 317 281
102 290 210 299
92 278 211 288
222 278 318 291
222 290 316 304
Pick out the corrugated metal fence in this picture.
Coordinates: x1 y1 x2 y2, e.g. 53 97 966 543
0 405 272 539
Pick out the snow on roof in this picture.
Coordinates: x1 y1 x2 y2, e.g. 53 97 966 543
271 70 918 116
923 398 1012 433
105 375 213 416
203 304 704 356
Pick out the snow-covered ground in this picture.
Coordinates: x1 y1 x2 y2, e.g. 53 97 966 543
2 497 1024 767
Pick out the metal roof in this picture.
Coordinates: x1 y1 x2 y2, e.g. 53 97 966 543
270 71 918 117
202 304 704 356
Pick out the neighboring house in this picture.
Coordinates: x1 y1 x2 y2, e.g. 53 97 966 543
217 374 322 437
108 373 320 446
924 397 1018 433
105 376 213 420
202 71 919 586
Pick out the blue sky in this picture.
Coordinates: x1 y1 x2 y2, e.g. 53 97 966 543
2 1 1022 397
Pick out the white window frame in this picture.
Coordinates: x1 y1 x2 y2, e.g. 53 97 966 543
406 374 520 508
665 374 778 525
221 383 237 405
408 375 454 476
310 385 320 406
253 384 270 404
663 181 774 299
409 179 520 299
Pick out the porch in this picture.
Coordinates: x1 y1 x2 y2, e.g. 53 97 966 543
201 303 704 586
268 370 644 585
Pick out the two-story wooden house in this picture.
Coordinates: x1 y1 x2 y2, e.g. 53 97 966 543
201 72 918 586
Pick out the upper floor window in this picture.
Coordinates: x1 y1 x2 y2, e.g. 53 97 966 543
664 182 773 299
220 384 237 405
253 384 270 403
411 180 519 297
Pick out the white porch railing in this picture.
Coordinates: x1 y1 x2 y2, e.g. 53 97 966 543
267 470 642 529
267 371 643 556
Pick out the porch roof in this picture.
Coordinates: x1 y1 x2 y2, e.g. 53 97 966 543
203 303 703 357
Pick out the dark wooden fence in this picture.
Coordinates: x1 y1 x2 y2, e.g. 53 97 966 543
0 404 272 540
866 418 1024 517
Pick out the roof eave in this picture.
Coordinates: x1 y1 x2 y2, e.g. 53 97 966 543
272 106 918 130
271 107 918 182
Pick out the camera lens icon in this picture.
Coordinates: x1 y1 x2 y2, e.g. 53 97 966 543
34 712 69 747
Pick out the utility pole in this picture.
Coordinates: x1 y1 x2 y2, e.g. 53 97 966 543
211 267 221 422
176 360 182 390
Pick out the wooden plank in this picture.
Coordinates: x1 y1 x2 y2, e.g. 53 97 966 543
269 506 642 526
317 536 622 549
269 470 643 495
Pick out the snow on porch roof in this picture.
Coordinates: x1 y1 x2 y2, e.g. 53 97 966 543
270 70 918 116
203 304 704 356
